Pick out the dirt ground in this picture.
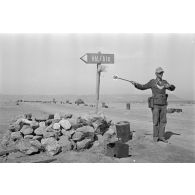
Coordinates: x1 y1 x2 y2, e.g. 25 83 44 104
0 100 194 163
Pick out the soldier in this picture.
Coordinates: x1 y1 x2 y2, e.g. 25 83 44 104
132 67 175 143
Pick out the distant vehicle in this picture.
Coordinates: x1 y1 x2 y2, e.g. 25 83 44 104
75 99 85 105
102 102 108 108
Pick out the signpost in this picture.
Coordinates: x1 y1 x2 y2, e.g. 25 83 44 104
80 52 114 113
80 53 114 64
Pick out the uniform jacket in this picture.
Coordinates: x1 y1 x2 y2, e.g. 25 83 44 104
134 79 175 96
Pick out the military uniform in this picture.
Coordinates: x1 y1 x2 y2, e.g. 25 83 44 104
134 77 175 142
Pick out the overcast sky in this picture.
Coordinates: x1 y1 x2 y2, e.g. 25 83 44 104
0 34 194 100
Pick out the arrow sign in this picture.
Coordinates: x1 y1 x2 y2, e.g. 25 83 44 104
80 53 114 64
80 51 114 114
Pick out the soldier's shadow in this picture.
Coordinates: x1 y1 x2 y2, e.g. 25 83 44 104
165 131 181 140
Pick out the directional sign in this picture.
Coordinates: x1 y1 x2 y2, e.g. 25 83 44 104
80 53 114 64
80 51 114 113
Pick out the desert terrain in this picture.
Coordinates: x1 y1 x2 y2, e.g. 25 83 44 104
0 94 194 163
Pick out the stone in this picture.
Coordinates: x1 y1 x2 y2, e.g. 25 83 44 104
33 135 42 142
59 119 71 130
34 126 46 136
45 119 53 126
7 151 26 159
26 146 39 155
58 136 72 152
53 123 61 130
72 131 85 141
68 117 77 126
96 134 104 144
44 125 54 132
16 118 33 125
16 139 32 152
76 138 92 150
1 131 11 147
64 113 72 119
92 141 100 147
8 123 21 132
43 131 57 139
104 126 116 136
30 140 42 150
76 117 91 126
20 125 33 135
68 118 82 129
54 113 61 120
35 115 48 122
76 126 95 140
11 132 23 141
24 135 34 139
61 129 75 138
52 119 61 123
41 137 55 145
41 138 61 156
39 122 46 127
30 121 39 130
92 118 111 135
45 144 61 156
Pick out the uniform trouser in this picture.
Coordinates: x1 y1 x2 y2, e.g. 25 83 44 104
152 105 167 139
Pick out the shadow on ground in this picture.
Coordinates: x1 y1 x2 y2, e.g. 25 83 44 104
165 131 181 140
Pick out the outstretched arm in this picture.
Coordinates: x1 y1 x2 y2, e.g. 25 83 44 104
133 80 152 90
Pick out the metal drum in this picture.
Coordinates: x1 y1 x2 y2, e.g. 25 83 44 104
102 102 106 108
126 103 130 110
116 121 132 143
105 141 129 158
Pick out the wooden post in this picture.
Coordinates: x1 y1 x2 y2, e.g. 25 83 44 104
95 62 101 114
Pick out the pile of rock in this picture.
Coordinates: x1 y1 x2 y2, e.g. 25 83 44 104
1 112 115 157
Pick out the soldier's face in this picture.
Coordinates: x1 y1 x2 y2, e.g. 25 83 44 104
156 72 164 79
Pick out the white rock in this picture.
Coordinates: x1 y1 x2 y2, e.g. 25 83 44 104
20 125 34 135
39 122 46 127
53 123 61 130
59 119 71 130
